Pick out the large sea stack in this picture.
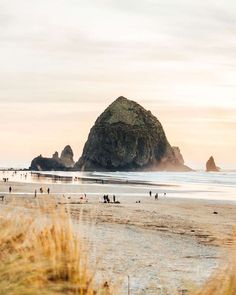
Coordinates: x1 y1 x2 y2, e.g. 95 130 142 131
74 96 191 171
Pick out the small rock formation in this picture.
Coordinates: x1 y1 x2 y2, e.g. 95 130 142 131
60 145 75 168
30 155 66 171
52 151 59 160
74 96 191 171
30 145 74 171
206 156 220 172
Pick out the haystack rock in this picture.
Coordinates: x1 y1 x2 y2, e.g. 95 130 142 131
206 156 220 172
60 145 75 168
30 145 75 171
74 96 191 171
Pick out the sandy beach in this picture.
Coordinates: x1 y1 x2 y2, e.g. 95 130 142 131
1 174 236 294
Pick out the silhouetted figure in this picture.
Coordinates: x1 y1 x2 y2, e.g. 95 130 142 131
155 193 158 200
113 195 116 203
103 195 110 203
149 190 152 197
103 281 110 293
164 192 166 197
9 186 12 193
47 188 50 194
34 190 37 198
40 187 43 194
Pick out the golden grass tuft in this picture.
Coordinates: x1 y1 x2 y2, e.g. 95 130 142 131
2 202 236 295
191 240 236 295
0 206 112 295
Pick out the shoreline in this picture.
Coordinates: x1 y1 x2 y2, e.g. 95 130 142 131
2 179 236 248
1 181 236 204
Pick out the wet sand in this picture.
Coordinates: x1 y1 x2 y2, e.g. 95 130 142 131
1 179 236 293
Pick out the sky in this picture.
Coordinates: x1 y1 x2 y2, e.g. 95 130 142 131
0 0 235 168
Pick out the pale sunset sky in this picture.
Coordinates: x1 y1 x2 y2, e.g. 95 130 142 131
0 0 235 168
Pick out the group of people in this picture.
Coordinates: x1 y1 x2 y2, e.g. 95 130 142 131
7 186 51 198
149 190 167 200
34 187 50 198
102 194 119 204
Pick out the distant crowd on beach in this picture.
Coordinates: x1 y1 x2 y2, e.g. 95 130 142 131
1 172 167 206
2 186 167 205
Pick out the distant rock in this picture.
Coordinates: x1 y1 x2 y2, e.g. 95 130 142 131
206 156 220 172
52 151 59 160
60 145 75 168
74 96 191 171
30 155 66 171
30 145 75 171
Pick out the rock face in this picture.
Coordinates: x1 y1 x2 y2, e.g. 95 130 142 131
74 96 191 171
30 145 74 171
52 151 59 160
206 156 220 172
60 145 75 168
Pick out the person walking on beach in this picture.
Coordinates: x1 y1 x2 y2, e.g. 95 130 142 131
103 195 108 203
149 190 152 197
9 186 12 193
164 192 166 197
47 188 50 194
155 193 158 200
113 195 116 203
34 189 37 198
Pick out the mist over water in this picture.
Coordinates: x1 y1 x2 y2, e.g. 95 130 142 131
94 171 236 201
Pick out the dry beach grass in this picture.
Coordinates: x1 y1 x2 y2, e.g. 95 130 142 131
190 237 236 295
0 202 236 295
0 204 112 295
